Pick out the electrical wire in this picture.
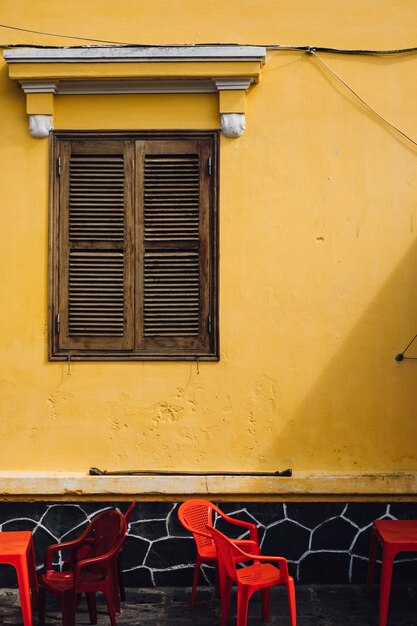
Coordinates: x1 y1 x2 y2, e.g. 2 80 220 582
395 334 417 361
266 44 417 56
311 50 417 150
2 21 417 54
0 22 132 45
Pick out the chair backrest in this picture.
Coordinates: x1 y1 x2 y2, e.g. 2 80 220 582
208 526 239 582
89 509 127 560
178 500 215 552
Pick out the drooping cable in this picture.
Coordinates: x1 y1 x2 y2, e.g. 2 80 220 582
1 21 417 54
0 22 132 45
310 50 417 150
395 334 417 361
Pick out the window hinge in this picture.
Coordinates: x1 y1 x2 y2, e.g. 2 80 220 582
56 156 61 177
208 314 212 334
56 313 60 334
208 157 212 176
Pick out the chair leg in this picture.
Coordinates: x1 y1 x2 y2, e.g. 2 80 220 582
86 592 97 625
286 577 297 626
38 586 46 626
237 586 251 626
261 587 270 622
214 562 221 599
111 561 121 615
366 527 379 596
15 559 33 626
379 551 394 626
60 589 76 626
189 556 202 609
118 555 126 602
220 575 233 626
104 577 118 626
27 539 39 610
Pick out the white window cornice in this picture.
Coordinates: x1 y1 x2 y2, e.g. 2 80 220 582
4 45 266 138
4 45 266 64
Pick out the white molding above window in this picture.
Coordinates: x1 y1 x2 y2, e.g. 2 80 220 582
4 45 266 137
4 45 266 64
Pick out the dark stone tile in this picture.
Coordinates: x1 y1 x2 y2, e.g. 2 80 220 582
167 505 190 537
285 502 346 529
134 502 175 521
346 503 389 528
154 566 200 587
41 504 89 539
0 502 46 524
129 519 168 541
122 535 151 570
391 559 417 584
1 519 37 533
262 519 310 560
32 526 58 565
145 537 196 568
122 566 154 588
390 503 417 520
0 564 20 588
311 517 357 551
298 552 352 583
351 554 378 585
351 526 373 559
244 502 285 526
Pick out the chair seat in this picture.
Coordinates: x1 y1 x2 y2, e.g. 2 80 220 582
237 562 281 587
40 565 108 593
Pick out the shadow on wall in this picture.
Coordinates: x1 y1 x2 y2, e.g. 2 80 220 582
272 232 417 473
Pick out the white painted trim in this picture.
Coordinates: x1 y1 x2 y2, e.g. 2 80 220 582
214 78 252 91
220 113 246 137
20 81 58 94
19 77 256 96
0 471 416 500
26 79 218 95
28 114 54 138
4 45 266 64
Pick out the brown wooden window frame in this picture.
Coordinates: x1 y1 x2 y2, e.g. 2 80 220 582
49 131 219 361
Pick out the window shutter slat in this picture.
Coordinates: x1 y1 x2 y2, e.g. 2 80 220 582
69 154 125 241
140 141 211 352
144 251 200 336
57 141 135 352
69 251 125 335
144 154 200 242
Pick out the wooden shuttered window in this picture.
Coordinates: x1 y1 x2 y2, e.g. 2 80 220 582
50 134 218 360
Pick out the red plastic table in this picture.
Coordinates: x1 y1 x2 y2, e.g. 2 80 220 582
366 520 417 626
0 531 38 626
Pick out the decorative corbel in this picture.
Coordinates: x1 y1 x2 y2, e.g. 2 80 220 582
220 113 246 138
21 83 57 138
215 79 250 138
28 114 54 138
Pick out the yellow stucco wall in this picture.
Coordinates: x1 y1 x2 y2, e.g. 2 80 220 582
1 1 417 496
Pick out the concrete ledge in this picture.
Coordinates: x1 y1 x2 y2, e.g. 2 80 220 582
0 471 416 501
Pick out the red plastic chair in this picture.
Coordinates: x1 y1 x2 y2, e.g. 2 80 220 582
65 502 137 603
38 509 127 626
209 526 297 626
178 499 261 609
